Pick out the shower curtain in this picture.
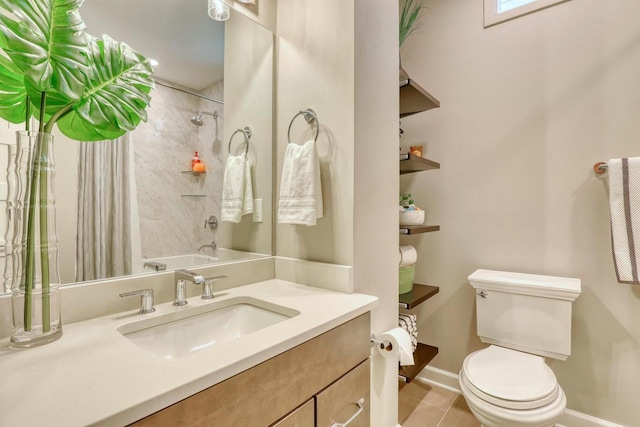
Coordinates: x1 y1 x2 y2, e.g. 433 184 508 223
76 135 132 282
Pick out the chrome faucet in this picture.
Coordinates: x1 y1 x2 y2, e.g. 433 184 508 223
173 269 205 306
119 289 155 314
143 261 167 271
197 241 217 252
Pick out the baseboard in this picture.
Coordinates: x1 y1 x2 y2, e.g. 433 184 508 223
415 366 623 427
557 409 624 427
414 366 462 394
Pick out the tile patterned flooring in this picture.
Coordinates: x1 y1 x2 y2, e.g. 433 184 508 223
398 381 480 427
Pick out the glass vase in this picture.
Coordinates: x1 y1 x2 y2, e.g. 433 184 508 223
8 131 62 347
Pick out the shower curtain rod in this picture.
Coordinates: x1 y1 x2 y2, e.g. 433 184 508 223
155 79 224 105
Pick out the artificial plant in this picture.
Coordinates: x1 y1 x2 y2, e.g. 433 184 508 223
400 0 423 48
0 0 154 334
399 192 415 208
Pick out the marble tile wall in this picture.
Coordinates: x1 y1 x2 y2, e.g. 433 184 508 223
134 82 224 259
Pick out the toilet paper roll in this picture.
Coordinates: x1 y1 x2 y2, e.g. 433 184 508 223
399 245 417 267
377 327 415 366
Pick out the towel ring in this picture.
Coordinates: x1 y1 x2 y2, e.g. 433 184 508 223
287 108 319 145
228 126 251 155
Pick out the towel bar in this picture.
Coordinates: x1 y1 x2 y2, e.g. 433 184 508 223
594 162 608 174
288 108 319 144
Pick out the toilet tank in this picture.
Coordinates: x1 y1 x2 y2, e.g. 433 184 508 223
468 269 581 361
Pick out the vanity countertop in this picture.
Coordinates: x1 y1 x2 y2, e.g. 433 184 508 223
0 279 378 427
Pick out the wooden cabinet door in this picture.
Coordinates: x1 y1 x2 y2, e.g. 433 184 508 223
272 399 314 427
130 313 370 427
316 359 370 427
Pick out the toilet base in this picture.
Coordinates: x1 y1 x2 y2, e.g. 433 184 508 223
459 370 566 427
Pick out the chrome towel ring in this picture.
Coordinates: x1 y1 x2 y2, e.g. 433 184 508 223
287 108 319 144
228 126 252 155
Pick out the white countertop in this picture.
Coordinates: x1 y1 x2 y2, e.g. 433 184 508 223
0 279 377 427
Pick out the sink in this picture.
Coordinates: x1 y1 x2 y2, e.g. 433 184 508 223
118 297 299 359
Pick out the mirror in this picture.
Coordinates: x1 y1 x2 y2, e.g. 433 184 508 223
0 0 274 292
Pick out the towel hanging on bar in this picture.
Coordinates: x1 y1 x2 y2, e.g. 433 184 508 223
608 158 640 285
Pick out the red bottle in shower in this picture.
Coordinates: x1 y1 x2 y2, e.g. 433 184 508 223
191 151 204 172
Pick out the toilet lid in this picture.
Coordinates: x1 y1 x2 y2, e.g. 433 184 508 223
463 346 558 409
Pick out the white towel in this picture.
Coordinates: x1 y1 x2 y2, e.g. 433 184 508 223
608 157 640 285
221 153 253 223
278 140 323 226
398 313 418 353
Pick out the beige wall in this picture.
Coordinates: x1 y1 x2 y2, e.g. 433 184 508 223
222 11 274 254
401 0 640 424
353 1 399 425
277 1 399 425
222 0 277 34
276 0 355 265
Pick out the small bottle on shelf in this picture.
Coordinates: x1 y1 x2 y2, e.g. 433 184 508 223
191 151 206 172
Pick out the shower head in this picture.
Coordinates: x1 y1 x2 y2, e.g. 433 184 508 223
190 111 218 126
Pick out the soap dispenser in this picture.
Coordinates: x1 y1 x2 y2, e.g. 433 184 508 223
191 151 205 172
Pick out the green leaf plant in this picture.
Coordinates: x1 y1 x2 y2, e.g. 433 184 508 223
0 0 154 333
400 0 423 48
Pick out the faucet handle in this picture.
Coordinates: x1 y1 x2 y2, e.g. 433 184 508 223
201 275 227 300
204 215 218 230
120 289 155 314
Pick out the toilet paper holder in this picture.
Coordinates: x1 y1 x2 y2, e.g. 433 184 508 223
370 334 393 351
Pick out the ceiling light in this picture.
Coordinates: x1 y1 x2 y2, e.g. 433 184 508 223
208 0 230 21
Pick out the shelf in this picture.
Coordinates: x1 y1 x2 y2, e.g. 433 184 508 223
180 194 206 198
399 225 440 235
400 153 440 175
399 284 439 309
398 343 439 383
181 170 206 175
400 78 440 119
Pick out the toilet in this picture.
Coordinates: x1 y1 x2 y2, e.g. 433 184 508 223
459 269 581 427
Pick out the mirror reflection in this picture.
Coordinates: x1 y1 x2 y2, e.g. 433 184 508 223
0 0 274 292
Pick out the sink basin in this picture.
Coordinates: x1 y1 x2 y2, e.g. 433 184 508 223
118 297 299 359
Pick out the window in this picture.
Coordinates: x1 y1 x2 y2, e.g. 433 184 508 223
484 0 570 28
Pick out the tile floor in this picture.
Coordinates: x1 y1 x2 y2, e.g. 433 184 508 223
398 381 480 427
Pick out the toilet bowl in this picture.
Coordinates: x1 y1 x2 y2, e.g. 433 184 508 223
461 269 581 427
459 346 566 427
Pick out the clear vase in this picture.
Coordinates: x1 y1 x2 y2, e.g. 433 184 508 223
8 131 62 347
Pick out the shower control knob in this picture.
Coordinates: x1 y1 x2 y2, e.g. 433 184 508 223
477 291 488 299
204 215 218 230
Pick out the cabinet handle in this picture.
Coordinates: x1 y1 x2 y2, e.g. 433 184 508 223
329 398 365 427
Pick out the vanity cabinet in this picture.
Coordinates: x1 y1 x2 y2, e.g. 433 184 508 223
316 359 370 427
272 399 314 427
273 359 370 427
130 313 371 427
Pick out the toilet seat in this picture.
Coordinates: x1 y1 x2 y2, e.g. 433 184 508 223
462 346 559 410
460 371 567 427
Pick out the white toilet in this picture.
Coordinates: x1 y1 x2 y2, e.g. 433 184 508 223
459 269 581 427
